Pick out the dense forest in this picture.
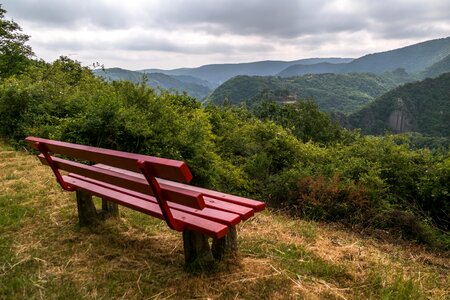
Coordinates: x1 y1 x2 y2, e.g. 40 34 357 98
0 7 449 250
348 73 450 137
209 72 413 113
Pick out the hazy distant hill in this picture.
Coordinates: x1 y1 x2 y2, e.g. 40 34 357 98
93 68 211 99
278 62 346 77
209 72 410 113
94 68 144 83
348 73 450 137
141 58 353 87
278 37 450 77
422 54 450 79
171 75 216 89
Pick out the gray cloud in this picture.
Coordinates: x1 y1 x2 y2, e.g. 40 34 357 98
4 0 128 29
2 0 450 69
7 0 450 39
150 0 370 38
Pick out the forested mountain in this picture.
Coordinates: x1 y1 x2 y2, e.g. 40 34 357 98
94 68 211 99
140 58 353 86
209 72 412 113
278 36 450 77
348 72 450 137
91 37 450 104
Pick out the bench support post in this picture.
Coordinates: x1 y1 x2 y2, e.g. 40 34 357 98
183 230 214 269
212 226 238 260
101 199 119 218
76 190 98 226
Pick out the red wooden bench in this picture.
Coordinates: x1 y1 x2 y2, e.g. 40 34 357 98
25 136 265 268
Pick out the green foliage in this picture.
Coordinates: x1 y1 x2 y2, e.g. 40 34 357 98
250 99 345 144
0 55 448 249
0 5 34 78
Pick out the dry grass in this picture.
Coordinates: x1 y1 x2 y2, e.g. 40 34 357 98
1 141 449 299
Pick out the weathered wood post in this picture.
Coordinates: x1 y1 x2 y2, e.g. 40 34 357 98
101 199 119 218
211 226 238 260
183 230 214 269
75 190 98 226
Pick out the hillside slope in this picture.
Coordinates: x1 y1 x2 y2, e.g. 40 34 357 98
422 54 450 79
348 72 450 136
278 36 450 77
1 142 448 299
279 62 346 77
209 73 409 113
94 68 211 99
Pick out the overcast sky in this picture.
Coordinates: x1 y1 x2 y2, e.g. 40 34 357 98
3 0 450 70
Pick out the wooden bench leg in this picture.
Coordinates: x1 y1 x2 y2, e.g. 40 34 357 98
211 226 238 260
182 230 214 269
76 190 98 226
101 199 119 218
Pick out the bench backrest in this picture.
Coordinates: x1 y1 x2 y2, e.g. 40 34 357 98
26 137 192 182
25 137 205 213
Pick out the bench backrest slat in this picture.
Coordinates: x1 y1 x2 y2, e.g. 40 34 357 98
26 137 192 183
36 154 205 209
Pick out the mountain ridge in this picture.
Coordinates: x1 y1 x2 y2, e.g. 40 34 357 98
140 57 354 86
278 36 450 77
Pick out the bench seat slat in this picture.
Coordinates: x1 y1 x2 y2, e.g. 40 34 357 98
203 196 254 220
26 136 192 183
37 155 205 210
162 181 265 212
66 174 241 226
62 175 228 239
94 164 266 212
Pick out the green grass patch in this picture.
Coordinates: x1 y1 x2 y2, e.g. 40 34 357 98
0 195 30 228
242 238 350 283
358 271 426 300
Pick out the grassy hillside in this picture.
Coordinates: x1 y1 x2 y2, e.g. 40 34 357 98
209 73 408 113
348 72 450 137
1 142 449 299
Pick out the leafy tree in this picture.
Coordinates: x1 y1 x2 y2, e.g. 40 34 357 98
0 5 34 78
250 99 346 145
